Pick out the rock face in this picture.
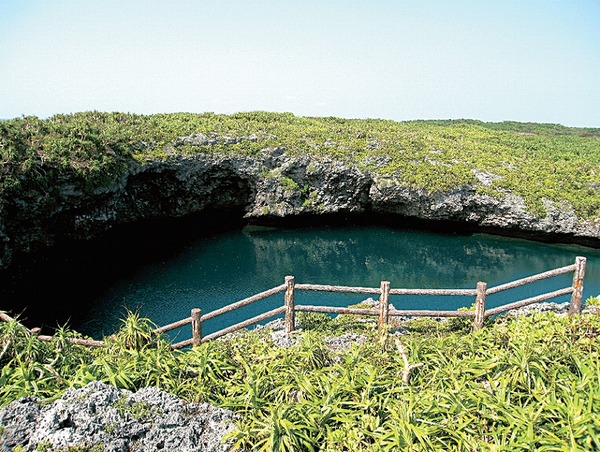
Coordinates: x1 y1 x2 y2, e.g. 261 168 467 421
369 177 600 238
1 147 599 269
0 381 237 452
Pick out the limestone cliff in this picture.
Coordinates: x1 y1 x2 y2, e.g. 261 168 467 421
1 147 599 269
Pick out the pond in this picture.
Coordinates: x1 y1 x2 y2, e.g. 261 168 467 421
2 220 599 341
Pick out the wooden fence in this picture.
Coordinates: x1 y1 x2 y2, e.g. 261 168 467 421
157 256 587 349
0 256 587 349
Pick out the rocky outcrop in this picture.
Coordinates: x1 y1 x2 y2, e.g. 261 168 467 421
369 177 600 238
0 381 237 451
1 144 599 269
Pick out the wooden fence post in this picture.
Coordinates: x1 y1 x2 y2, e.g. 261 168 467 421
378 281 391 334
285 276 296 333
569 256 587 315
473 281 487 331
0 311 15 323
191 308 202 346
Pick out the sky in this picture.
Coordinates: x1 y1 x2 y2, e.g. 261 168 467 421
0 0 599 127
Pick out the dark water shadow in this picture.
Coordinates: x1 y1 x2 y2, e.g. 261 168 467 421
0 211 245 332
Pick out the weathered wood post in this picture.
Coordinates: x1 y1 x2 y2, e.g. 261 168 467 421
568 256 587 315
284 276 296 333
473 281 487 331
378 281 391 334
191 308 202 346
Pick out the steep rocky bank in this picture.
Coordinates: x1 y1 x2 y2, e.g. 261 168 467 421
2 145 600 270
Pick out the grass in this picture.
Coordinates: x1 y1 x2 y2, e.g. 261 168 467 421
1 111 599 219
2 307 600 450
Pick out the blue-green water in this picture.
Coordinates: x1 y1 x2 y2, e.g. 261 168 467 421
68 225 600 341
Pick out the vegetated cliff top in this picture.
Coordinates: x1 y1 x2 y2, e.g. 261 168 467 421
1 111 599 219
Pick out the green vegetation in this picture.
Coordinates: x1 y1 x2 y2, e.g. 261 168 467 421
1 111 599 218
279 176 301 193
2 309 600 450
585 295 600 308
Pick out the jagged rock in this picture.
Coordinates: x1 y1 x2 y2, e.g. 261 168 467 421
326 333 368 352
270 329 302 348
0 381 237 452
1 151 599 270
0 397 40 448
369 176 600 239
506 301 570 316
246 156 371 217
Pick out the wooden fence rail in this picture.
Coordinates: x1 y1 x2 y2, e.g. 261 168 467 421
156 256 588 346
0 310 106 348
0 257 588 349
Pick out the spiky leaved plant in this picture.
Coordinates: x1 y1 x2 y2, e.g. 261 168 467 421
110 309 158 351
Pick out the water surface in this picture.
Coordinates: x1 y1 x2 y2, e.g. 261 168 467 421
65 224 600 340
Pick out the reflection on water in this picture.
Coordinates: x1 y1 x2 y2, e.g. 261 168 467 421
3 223 600 340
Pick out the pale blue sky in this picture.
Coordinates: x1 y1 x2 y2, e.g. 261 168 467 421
0 0 598 126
